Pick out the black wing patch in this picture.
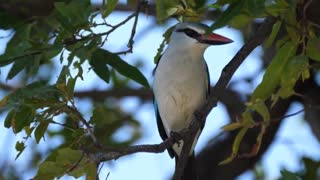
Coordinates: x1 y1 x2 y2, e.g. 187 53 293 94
153 96 175 158
205 61 210 96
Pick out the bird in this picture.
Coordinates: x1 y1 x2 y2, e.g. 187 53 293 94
153 22 233 180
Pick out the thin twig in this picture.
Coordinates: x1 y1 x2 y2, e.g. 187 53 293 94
65 152 85 174
86 136 176 162
114 1 147 55
67 105 98 144
251 109 305 127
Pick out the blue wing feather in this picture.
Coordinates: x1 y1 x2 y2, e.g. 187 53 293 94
153 96 175 158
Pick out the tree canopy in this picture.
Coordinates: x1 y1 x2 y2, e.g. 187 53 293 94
0 0 319 179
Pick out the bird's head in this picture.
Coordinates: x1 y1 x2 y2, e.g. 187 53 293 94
169 22 233 51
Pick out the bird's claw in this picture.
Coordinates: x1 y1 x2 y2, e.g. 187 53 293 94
170 131 182 145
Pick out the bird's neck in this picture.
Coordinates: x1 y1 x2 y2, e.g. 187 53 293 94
166 44 206 62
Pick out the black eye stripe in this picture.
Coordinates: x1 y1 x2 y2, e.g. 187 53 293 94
176 28 201 38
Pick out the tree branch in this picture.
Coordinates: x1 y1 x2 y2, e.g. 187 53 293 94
86 137 176 162
171 17 277 180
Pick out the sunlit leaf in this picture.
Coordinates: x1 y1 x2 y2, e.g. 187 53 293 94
34 161 65 180
276 55 309 99
265 21 282 48
222 121 242 131
155 0 180 23
252 41 297 101
246 0 266 17
219 124 249 164
228 14 252 29
220 111 253 164
210 1 245 30
250 99 270 122
265 0 289 16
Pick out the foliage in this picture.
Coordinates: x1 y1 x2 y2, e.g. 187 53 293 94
0 0 319 179
0 0 145 178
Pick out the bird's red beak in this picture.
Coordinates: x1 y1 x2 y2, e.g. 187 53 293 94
198 32 233 45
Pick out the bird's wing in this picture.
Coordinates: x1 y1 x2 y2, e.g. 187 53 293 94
153 96 175 158
205 61 210 96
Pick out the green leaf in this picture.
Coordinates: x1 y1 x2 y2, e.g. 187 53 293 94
5 81 60 108
0 11 22 29
285 1 299 42
154 25 176 64
54 0 92 33
220 122 250 164
279 169 300 180
228 14 252 29
246 0 266 17
306 38 320 61
155 0 180 23
35 120 50 143
276 55 309 98
90 105 141 146
302 157 320 180
103 0 118 17
252 41 297 101
265 0 289 16
220 110 254 164
68 157 97 179
15 141 26 160
35 148 87 179
4 110 16 128
34 161 65 180
0 24 32 67
56 148 83 167
222 121 242 131
265 21 282 48
57 65 69 84
250 100 270 122
13 106 35 133
91 49 149 87
90 53 110 83
210 1 245 30
66 77 77 100
6 58 29 80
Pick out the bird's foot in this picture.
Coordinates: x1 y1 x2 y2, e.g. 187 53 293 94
170 131 182 145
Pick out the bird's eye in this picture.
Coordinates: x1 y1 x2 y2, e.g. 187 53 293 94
176 28 200 38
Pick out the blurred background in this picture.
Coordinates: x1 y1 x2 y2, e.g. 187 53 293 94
0 0 320 180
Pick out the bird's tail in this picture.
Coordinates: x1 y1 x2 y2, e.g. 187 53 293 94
175 152 197 180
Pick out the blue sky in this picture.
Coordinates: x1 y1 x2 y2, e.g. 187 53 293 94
0 5 320 180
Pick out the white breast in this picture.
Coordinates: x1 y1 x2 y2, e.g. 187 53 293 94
153 49 208 137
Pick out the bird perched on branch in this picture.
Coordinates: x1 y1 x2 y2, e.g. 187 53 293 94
153 22 233 180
